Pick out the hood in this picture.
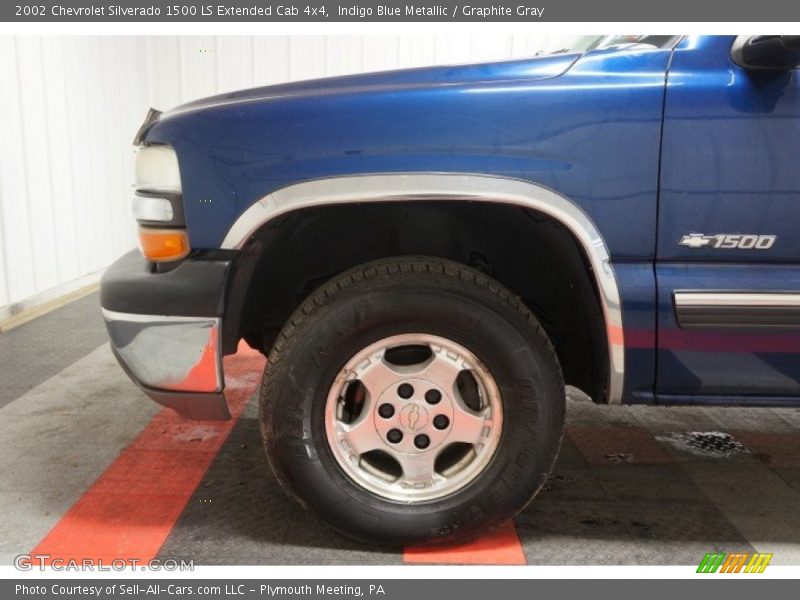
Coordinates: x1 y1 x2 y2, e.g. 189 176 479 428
162 52 580 119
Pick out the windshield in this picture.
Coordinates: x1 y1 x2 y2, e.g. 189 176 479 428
543 35 680 55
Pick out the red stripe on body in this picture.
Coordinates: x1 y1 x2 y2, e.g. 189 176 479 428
621 326 800 353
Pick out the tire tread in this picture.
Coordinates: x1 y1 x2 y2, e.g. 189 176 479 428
259 256 564 544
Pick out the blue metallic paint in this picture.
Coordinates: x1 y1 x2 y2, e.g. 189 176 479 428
657 36 800 401
657 264 800 399
141 36 800 405
659 36 800 263
614 262 658 404
145 48 671 260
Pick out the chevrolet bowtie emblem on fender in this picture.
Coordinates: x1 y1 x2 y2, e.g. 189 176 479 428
679 233 712 248
679 233 776 250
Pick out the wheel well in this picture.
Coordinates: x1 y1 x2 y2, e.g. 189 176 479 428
224 201 610 402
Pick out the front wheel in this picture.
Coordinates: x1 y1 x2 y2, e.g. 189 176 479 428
260 256 565 545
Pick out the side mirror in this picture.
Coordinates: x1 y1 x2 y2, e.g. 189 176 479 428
732 36 800 70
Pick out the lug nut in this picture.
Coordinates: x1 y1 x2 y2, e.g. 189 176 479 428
414 434 430 449
387 429 403 443
398 383 414 399
425 389 442 405
378 403 395 418
433 415 450 430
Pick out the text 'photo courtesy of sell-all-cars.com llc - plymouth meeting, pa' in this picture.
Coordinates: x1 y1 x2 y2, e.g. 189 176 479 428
102 34 800 545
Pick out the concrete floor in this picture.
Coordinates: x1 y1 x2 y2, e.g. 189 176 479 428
1 292 799 565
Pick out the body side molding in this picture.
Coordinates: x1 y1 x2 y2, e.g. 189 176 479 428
220 173 625 403
674 291 800 328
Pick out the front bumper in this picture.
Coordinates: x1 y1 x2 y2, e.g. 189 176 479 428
100 250 233 420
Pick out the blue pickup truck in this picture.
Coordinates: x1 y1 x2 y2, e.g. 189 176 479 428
101 35 800 544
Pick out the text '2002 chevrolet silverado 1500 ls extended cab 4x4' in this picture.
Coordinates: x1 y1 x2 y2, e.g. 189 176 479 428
100 34 800 544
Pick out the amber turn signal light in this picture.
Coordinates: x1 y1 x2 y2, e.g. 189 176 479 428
138 227 190 262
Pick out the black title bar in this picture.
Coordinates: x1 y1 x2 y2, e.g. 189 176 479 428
4 0 800 22
5 579 798 599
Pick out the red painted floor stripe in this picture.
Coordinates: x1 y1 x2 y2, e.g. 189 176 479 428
731 431 800 467
404 521 526 565
568 425 674 466
31 342 265 564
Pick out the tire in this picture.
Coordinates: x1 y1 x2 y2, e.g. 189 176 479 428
259 256 565 545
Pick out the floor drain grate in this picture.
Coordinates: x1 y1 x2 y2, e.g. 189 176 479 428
657 431 749 458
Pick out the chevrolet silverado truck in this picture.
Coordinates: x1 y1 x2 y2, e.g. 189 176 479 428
100 35 800 544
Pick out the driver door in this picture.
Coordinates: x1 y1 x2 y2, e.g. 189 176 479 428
656 35 800 402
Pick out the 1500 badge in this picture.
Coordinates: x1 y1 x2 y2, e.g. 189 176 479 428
679 233 777 250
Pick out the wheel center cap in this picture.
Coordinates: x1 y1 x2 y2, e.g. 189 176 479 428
398 403 429 431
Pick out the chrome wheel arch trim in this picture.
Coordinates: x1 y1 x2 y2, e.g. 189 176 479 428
220 173 625 403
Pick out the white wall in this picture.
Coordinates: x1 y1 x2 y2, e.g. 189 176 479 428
0 34 582 319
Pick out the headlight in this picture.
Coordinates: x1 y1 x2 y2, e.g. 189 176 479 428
132 193 174 222
135 145 181 192
133 145 188 262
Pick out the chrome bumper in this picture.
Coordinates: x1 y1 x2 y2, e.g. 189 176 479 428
102 309 230 420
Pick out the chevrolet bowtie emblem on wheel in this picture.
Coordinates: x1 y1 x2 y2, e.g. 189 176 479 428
679 233 776 250
399 404 427 431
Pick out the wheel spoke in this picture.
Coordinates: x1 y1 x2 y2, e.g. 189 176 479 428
395 450 440 486
449 397 490 445
417 350 463 393
325 332 503 502
356 354 404 399
342 414 385 455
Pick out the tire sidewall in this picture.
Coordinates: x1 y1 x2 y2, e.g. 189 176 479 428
262 265 564 544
